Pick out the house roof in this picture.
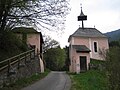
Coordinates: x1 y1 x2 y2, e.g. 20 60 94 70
12 27 39 34
72 45 91 53
68 27 107 42
12 27 44 43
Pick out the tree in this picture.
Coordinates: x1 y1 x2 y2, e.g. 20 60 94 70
106 47 120 90
43 35 60 52
109 40 120 47
0 0 70 31
44 46 66 71
63 46 70 71
0 31 28 61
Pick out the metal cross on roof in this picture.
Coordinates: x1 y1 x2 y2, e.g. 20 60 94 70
78 4 87 28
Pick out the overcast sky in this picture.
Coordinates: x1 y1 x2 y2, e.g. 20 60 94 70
50 0 120 47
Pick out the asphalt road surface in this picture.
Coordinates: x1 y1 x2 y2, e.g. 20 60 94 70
21 71 71 90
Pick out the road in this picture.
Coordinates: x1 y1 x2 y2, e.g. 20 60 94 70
21 71 71 90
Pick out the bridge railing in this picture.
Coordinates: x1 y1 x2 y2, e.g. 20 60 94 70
0 49 35 74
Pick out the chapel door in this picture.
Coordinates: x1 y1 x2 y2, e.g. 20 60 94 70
80 56 87 72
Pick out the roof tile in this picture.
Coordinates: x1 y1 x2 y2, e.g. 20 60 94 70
72 28 107 38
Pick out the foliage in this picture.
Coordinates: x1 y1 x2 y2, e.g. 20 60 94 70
22 33 27 44
105 47 120 90
70 70 108 90
90 59 106 71
0 0 70 31
69 59 108 90
62 46 70 71
109 40 120 47
1 70 50 90
43 35 60 52
0 31 28 61
90 59 105 65
44 46 66 71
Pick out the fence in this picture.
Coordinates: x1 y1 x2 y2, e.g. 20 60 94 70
0 49 35 76
0 48 38 88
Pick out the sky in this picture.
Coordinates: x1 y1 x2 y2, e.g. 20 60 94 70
50 0 120 48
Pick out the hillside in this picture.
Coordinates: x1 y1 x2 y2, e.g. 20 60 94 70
105 29 120 42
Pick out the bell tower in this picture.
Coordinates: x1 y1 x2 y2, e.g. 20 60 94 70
78 4 87 28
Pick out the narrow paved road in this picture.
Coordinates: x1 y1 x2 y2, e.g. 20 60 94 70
21 71 71 90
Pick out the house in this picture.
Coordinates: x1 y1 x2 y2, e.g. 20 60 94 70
12 27 43 53
68 7 109 73
12 27 44 72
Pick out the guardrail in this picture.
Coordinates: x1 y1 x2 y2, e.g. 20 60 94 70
0 49 35 75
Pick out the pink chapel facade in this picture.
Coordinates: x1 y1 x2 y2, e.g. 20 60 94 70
68 32 109 73
68 7 109 73
72 36 109 60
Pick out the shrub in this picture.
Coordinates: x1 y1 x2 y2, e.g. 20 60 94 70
0 31 28 61
106 47 120 90
90 59 105 71
44 47 66 71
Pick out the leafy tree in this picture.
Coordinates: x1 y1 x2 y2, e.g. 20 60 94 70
0 31 28 61
109 40 120 47
106 47 120 90
0 0 70 31
43 35 60 52
62 46 70 71
44 46 66 71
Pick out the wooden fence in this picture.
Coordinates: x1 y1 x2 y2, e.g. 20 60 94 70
0 49 35 75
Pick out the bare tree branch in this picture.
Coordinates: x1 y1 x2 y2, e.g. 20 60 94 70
0 0 70 31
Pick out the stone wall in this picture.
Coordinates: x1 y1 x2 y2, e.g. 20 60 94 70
0 55 41 88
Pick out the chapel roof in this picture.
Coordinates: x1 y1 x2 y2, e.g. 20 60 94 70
72 27 106 37
68 27 107 42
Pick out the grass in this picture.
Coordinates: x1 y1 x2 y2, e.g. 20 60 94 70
1 69 50 90
69 59 108 90
70 70 108 90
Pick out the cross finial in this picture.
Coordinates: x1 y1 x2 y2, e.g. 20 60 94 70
78 4 87 29
80 3 82 9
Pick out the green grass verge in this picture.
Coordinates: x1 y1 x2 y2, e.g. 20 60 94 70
1 69 50 90
70 70 108 90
